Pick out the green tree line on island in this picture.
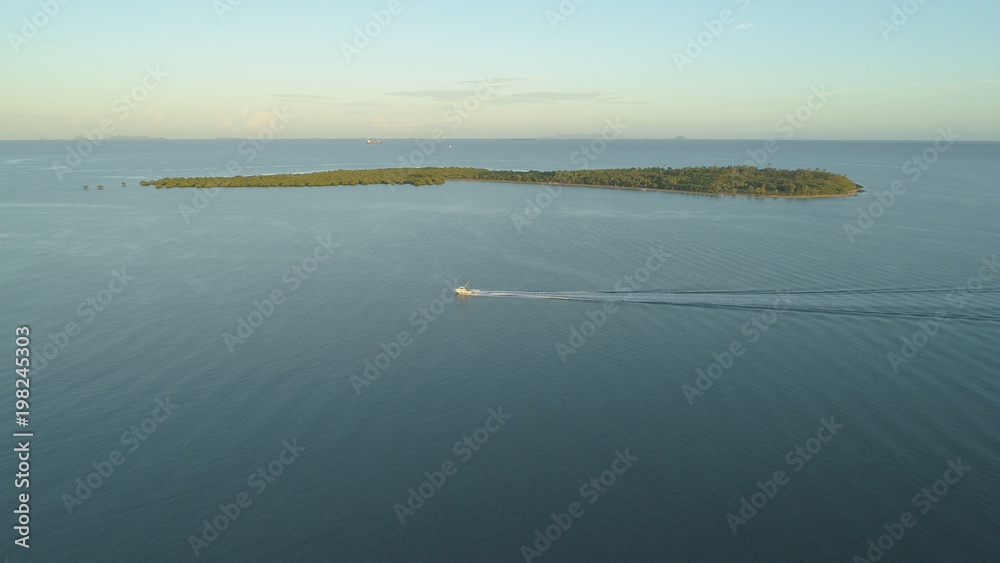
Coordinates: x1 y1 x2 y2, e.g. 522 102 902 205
142 166 858 197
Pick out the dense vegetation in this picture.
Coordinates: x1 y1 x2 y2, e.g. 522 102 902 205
143 166 858 197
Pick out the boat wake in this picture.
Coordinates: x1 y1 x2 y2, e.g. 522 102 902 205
467 287 1000 321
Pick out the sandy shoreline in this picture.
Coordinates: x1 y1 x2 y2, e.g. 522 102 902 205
452 178 862 199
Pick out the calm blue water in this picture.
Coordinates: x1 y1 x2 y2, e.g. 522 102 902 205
2 139 998 562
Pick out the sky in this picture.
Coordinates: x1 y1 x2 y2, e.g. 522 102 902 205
1 0 998 140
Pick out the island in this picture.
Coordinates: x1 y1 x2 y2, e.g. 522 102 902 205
141 166 860 197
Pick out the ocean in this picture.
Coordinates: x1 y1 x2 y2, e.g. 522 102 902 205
1 138 998 562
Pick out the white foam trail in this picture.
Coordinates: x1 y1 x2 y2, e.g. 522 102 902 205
477 290 788 305
468 289 1000 321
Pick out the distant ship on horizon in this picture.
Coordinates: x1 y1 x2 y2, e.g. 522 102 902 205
366 138 383 144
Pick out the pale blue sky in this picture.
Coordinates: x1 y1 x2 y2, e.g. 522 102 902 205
2 0 998 140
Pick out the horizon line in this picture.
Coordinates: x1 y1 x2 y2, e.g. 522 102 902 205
3 137 998 143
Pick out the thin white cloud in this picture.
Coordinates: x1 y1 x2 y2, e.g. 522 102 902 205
456 75 546 84
386 89 630 105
